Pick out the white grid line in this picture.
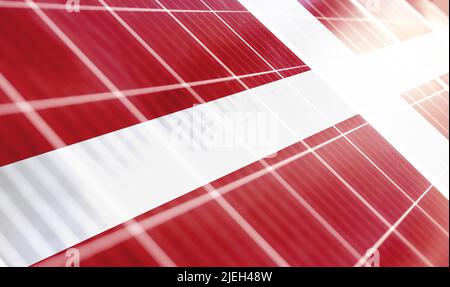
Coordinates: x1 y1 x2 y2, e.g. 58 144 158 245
404 91 449 134
0 0 435 27
0 73 65 148
355 183 434 266
304 0 363 53
321 0 383 51
0 65 306 116
332 0 391 46
413 86 449 118
410 88 448 107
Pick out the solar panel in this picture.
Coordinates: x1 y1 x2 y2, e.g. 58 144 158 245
0 0 448 267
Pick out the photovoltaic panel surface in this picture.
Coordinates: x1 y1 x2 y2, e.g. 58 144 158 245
34 116 448 267
0 0 309 166
0 0 448 267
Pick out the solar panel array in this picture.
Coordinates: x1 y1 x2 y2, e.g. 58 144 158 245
34 115 449 267
0 0 448 267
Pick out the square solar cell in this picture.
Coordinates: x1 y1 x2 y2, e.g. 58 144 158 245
222 171 358 266
298 0 394 53
169 12 281 87
403 78 449 139
0 114 53 166
146 199 278 266
0 9 108 101
79 238 161 267
357 0 431 41
275 153 387 255
407 0 449 27
346 125 432 200
316 137 412 223
377 232 431 266
112 11 246 101
214 12 310 73
41 9 180 91
38 98 140 145
419 187 449 232
394 207 449 266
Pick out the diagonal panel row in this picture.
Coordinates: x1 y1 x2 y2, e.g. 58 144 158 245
0 0 309 166
34 115 449 267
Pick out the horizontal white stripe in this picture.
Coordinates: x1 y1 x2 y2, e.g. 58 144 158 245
241 0 449 197
0 71 355 266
